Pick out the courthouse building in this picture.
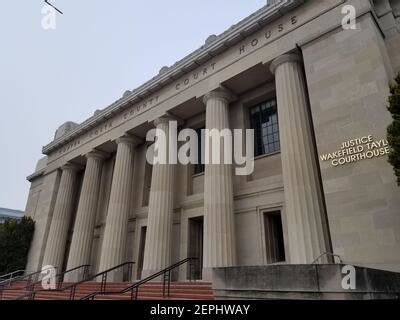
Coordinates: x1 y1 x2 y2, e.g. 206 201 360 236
24 0 400 285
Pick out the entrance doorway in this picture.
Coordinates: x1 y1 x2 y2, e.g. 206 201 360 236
137 226 147 280
188 217 204 280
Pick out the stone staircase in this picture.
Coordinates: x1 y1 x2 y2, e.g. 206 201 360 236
1 281 214 300
1 281 30 300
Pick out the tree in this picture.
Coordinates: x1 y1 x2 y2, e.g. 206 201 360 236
387 73 400 186
0 217 35 275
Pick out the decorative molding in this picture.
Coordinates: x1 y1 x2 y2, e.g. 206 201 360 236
180 197 204 210
234 184 284 200
26 170 45 182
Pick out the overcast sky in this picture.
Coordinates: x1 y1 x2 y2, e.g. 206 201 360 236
0 0 266 211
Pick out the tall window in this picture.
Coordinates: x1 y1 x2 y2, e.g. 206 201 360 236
249 99 280 157
193 127 205 175
142 162 153 207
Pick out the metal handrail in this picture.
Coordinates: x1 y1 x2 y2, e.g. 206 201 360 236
18 261 134 300
0 266 55 289
24 264 91 296
312 252 343 264
0 266 56 300
81 257 198 300
0 270 25 282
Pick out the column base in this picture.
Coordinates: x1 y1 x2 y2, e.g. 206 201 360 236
202 267 214 281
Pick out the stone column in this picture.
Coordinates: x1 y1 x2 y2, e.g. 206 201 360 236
203 88 236 279
65 150 107 282
270 53 330 263
142 116 175 279
98 135 138 281
42 164 80 273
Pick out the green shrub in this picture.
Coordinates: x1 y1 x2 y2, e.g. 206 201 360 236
387 73 400 186
0 216 35 274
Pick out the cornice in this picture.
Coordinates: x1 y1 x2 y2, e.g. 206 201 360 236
42 0 304 155
26 170 45 182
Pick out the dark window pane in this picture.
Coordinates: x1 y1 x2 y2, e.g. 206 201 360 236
249 98 280 157
193 128 205 174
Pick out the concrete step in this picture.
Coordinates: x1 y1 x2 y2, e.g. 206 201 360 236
1 281 214 300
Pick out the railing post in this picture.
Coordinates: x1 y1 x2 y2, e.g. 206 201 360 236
28 275 32 289
101 273 107 293
0 282 6 300
57 273 62 290
127 263 132 282
168 270 171 297
162 272 166 297
63 259 202 301
86 265 90 280
83 266 87 280
69 286 74 300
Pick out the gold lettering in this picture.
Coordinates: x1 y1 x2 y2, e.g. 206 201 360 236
321 135 390 167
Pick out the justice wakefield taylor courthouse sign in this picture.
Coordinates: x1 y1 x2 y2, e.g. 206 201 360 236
320 135 390 167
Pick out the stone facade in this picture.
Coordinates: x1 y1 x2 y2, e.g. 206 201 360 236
24 0 400 282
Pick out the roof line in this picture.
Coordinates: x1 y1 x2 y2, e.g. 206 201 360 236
42 0 302 155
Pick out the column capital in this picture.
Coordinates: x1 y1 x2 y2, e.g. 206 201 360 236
61 163 81 172
86 149 109 161
203 87 237 105
153 113 183 127
270 53 303 74
115 134 142 146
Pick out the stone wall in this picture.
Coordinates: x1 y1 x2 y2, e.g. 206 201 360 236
212 264 400 299
303 13 400 272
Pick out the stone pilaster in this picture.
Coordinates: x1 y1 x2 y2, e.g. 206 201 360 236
203 88 237 279
270 53 330 263
65 150 108 282
141 116 175 278
42 164 80 273
25 170 60 274
98 135 138 281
